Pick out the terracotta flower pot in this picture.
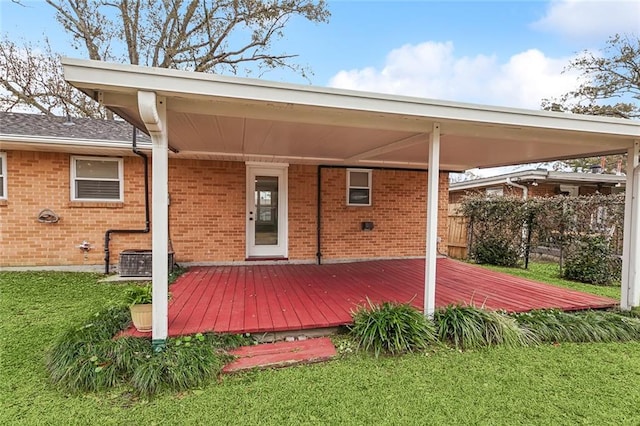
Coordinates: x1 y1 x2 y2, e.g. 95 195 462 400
130 303 153 332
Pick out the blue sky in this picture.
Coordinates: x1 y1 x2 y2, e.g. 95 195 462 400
1 0 638 111
1 0 637 176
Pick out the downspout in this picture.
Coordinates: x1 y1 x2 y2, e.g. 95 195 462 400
505 177 528 200
103 127 150 274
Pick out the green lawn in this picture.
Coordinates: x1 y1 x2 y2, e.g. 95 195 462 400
2 271 640 425
481 261 622 300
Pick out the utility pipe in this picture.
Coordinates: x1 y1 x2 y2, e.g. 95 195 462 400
103 128 150 274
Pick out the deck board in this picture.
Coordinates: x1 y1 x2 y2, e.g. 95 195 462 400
123 258 617 338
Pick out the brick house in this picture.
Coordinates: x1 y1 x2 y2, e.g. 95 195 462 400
4 58 637 343
449 169 626 204
0 112 449 271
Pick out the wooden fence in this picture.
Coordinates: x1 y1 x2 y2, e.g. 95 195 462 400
447 203 468 259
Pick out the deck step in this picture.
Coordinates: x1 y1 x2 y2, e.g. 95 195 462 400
222 337 337 373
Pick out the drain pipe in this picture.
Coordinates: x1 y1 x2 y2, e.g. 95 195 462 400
103 127 150 274
506 177 528 200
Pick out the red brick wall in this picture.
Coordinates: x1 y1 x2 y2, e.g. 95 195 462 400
1 151 449 266
0 151 149 267
168 159 246 262
319 168 448 260
288 164 318 260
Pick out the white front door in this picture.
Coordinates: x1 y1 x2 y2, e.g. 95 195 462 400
246 163 288 258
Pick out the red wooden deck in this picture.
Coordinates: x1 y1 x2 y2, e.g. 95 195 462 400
125 258 617 337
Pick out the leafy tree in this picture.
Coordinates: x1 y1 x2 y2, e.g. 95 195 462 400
542 34 639 120
0 0 330 117
542 34 639 173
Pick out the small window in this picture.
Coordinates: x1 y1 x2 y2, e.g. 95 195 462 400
347 169 371 206
0 152 6 199
486 187 504 197
71 156 123 201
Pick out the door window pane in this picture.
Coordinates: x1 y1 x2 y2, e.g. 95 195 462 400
254 176 278 246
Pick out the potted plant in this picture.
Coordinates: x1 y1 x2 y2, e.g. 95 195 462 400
124 284 153 332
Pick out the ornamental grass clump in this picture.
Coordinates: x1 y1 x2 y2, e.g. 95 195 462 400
515 309 640 343
46 305 132 392
350 299 436 357
46 305 247 396
434 304 536 350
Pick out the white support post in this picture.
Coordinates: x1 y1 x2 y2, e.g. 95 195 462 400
424 123 441 317
621 141 640 310
138 91 169 350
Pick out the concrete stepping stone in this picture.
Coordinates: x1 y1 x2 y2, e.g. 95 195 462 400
222 337 337 373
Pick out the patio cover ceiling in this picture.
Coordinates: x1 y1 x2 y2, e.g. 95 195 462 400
62 59 640 172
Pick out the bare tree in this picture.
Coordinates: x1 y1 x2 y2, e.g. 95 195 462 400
0 38 107 117
1 0 330 117
542 34 639 120
47 0 329 74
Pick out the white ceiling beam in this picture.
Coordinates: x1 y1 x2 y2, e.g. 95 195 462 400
347 133 427 161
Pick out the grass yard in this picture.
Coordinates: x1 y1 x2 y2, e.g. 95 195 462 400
2 271 640 425
481 261 622 300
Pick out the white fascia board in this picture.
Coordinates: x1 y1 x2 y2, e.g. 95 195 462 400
450 170 549 191
546 171 627 184
62 58 640 138
450 170 627 192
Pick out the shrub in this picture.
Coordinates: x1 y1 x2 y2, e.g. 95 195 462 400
46 305 247 396
514 310 640 343
563 236 620 285
350 299 435 357
434 304 535 350
46 305 132 392
461 196 526 266
469 236 520 267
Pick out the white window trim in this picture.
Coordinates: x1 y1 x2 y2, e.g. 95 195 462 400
70 155 124 202
0 152 6 200
486 187 504 197
346 168 372 206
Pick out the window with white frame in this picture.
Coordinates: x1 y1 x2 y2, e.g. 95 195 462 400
0 152 6 199
71 156 123 201
347 169 372 206
486 187 504 197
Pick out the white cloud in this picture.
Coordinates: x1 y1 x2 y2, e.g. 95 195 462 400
329 41 580 109
531 0 640 39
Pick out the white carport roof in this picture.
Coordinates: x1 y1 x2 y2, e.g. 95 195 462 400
62 58 639 172
61 58 640 346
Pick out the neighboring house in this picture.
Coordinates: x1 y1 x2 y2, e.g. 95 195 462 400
0 111 450 271
449 169 626 204
447 169 627 259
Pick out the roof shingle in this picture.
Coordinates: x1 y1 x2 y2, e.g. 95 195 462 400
0 111 150 143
